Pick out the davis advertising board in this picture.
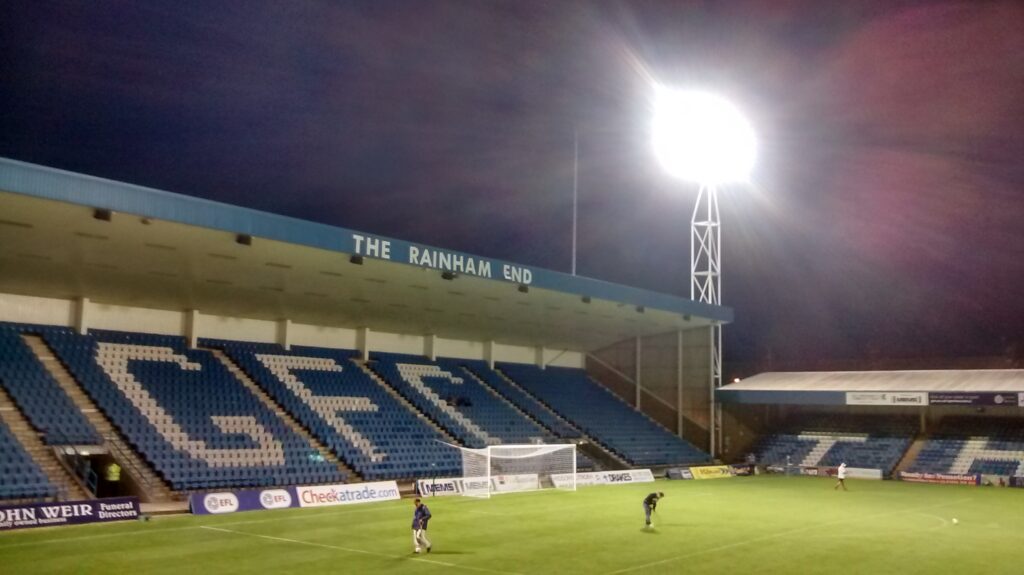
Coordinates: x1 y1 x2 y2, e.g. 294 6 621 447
0 497 140 531
551 469 655 489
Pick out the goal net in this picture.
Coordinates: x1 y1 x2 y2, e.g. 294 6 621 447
453 443 577 498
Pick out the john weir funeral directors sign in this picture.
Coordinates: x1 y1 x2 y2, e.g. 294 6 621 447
0 497 140 531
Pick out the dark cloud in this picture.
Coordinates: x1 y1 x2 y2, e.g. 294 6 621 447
1 0 1021 367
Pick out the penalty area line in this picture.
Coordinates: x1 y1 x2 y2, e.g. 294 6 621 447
199 525 522 575
604 498 972 575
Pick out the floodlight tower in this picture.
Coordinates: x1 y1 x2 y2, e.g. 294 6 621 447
652 88 756 458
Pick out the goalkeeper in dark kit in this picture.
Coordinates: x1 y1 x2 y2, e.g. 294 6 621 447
643 492 664 528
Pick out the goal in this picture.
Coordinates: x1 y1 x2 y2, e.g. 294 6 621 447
452 443 577 498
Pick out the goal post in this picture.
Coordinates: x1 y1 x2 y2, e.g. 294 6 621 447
446 443 577 498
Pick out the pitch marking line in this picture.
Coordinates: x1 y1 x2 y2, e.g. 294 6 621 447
0 503 409 548
800 512 950 539
200 525 523 575
0 525 199 549
605 498 972 575
214 501 406 527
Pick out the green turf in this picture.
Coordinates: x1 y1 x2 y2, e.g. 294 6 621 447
2 476 1023 574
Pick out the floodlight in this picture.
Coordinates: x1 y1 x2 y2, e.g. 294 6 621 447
650 87 758 461
651 88 756 184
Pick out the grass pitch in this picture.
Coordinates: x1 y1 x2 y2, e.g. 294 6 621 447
2 475 1023 574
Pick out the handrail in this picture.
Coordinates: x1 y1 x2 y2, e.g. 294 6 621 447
104 431 156 491
46 428 96 499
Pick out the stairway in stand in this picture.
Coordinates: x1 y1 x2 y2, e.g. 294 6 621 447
21 334 175 502
0 386 88 500
895 434 928 474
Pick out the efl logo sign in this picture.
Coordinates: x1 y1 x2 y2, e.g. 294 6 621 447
191 487 302 515
203 493 240 514
259 489 293 510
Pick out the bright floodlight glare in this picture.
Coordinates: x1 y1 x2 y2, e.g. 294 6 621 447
652 88 756 185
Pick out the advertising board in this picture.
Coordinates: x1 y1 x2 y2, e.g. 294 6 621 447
0 497 140 531
192 481 401 515
191 488 300 515
297 481 401 508
490 474 540 493
900 472 979 486
845 467 883 480
551 469 656 488
666 468 695 480
929 393 1021 407
416 477 490 497
689 465 734 480
845 392 928 406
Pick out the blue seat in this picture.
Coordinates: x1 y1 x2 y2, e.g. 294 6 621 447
42 329 345 491
0 325 101 445
0 418 56 500
206 341 460 480
497 363 708 466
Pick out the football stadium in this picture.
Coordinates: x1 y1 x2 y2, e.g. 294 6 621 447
1 158 1022 573
2 2 1023 574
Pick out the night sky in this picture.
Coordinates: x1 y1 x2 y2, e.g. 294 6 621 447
2 1 1022 370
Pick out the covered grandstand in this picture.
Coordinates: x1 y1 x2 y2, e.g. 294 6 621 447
718 370 1024 479
0 157 723 504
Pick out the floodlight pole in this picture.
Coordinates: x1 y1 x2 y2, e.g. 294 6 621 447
691 184 722 459
571 130 579 276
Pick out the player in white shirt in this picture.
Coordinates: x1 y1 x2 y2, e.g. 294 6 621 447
834 462 848 491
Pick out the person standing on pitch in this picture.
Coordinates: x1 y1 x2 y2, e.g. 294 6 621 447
643 492 664 528
412 498 432 554
834 462 848 491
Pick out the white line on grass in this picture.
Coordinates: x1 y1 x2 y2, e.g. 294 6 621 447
0 525 199 549
604 498 972 575
213 501 407 527
800 512 950 539
0 503 409 549
200 525 523 575
0 497 506 551
463 509 505 516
